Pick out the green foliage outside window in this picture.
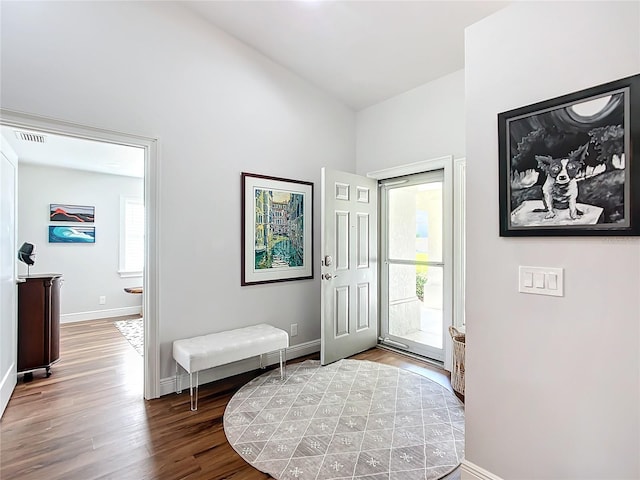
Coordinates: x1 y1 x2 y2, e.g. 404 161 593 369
416 252 429 301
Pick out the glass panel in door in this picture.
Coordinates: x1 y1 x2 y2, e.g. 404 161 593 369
388 182 442 263
388 264 443 349
382 171 445 361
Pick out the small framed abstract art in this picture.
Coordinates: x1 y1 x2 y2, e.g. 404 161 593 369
498 73 640 236
50 204 95 223
241 172 313 285
49 226 96 243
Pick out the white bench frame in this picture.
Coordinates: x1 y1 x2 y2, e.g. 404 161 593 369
173 324 288 411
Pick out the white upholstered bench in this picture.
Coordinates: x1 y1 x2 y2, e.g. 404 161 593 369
172 323 289 411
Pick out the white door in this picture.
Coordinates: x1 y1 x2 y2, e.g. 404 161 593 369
0 140 18 417
320 168 378 365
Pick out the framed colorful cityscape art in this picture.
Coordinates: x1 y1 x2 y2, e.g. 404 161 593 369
241 172 313 286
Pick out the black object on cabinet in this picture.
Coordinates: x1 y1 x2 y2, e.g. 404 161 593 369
17 274 62 377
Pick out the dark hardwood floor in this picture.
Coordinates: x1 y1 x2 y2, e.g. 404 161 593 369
0 318 459 480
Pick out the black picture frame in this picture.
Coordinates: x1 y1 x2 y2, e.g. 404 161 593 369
50 203 95 223
241 172 314 286
498 73 640 236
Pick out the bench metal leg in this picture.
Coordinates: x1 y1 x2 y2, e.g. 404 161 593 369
175 361 182 394
189 371 199 411
260 353 265 369
279 349 286 380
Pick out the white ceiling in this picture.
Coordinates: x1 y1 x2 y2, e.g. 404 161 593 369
1 1 508 175
184 0 509 110
0 126 145 178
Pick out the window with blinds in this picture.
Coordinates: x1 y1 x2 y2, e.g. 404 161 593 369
119 196 144 277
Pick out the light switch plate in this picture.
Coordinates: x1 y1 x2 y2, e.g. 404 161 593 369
519 266 564 297
533 272 545 288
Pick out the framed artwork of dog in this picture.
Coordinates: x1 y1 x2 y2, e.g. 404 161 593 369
498 73 640 236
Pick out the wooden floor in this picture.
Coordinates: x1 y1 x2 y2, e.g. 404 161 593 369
0 318 459 480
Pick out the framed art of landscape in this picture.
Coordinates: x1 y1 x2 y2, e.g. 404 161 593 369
241 172 314 286
50 204 95 223
498 73 640 236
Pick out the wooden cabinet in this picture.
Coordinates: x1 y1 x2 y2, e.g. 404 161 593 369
17 274 62 377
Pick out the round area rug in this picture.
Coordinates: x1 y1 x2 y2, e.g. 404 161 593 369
223 359 464 480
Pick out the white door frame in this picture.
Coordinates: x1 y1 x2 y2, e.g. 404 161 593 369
453 158 466 330
368 155 455 371
0 137 18 416
0 109 160 399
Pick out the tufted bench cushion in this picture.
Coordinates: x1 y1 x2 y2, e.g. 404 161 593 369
173 323 289 410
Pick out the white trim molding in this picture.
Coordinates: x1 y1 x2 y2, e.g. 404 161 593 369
453 158 466 330
118 271 143 279
0 136 19 418
61 306 142 323
160 339 321 397
461 460 504 480
367 155 453 180
0 361 16 417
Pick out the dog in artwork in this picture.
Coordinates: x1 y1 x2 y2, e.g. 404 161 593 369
535 144 588 220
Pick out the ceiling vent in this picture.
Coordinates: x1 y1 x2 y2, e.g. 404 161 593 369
15 131 46 143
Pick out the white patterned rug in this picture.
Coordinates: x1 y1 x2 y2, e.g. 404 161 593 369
114 318 143 356
223 359 464 480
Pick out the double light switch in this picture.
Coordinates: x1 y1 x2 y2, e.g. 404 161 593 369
519 266 564 297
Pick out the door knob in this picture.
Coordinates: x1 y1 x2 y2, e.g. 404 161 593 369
322 273 337 280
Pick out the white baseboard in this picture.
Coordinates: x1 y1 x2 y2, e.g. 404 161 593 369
461 460 504 480
61 306 142 323
159 339 321 397
0 362 16 418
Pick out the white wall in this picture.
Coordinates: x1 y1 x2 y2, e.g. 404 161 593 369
464 2 639 479
0 2 355 380
356 69 465 174
17 164 143 320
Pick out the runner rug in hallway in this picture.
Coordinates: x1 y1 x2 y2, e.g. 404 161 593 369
223 359 464 480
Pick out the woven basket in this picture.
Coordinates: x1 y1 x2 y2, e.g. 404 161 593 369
449 326 465 396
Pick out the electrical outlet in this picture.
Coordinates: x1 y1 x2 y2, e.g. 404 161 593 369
99 295 106 305
290 323 298 337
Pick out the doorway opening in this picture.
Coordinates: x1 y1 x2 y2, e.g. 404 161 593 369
0 110 159 399
321 157 463 369
380 169 448 362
